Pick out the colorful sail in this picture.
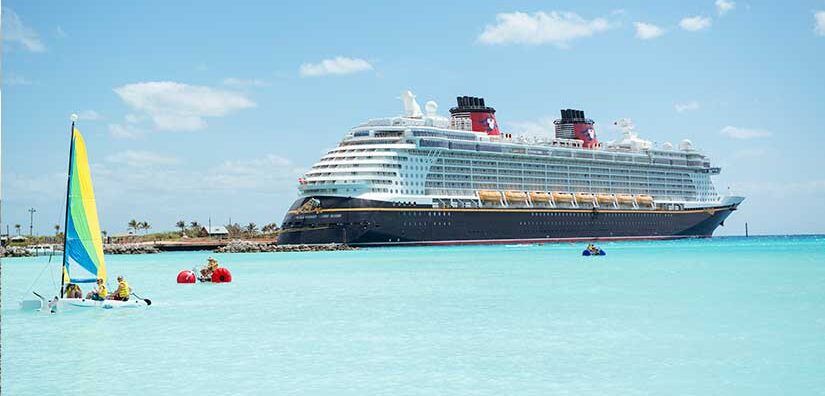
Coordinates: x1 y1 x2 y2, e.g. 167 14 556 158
63 128 107 284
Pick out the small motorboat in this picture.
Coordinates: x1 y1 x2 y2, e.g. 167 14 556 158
582 246 606 256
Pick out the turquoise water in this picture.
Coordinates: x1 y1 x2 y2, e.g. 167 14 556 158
2 236 825 395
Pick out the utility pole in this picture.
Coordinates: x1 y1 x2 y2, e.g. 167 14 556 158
28 207 37 236
745 222 749 238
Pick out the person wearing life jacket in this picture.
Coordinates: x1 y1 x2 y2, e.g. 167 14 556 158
85 278 108 301
107 276 130 301
200 257 219 281
64 283 82 298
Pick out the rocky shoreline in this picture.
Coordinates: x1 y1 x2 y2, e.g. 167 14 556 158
0 246 35 258
214 240 357 253
1 240 356 257
104 243 160 254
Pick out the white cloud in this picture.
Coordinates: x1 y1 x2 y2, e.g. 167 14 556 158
679 16 712 31
1 7 46 52
56 26 67 38
106 150 181 167
478 11 612 47
108 123 144 139
720 126 772 139
3 74 32 85
634 22 665 40
222 77 268 87
299 57 373 77
815 11 825 36
77 110 102 121
113 81 256 131
674 101 700 113
715 0 735 16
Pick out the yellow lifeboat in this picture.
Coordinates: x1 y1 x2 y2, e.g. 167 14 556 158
636 194 654 205
529 192 551 203
504 191 528 202
552 192 574 203
575 192 595 204
596 193 616 204
478 190 503 202
616 194 635 204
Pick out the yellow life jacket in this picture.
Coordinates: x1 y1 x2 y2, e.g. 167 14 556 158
98 285 108 297
118 280 130 298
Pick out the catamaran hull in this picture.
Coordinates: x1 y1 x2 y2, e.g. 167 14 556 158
58 298 148 309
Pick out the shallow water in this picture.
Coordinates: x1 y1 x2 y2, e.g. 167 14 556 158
2 236 825 395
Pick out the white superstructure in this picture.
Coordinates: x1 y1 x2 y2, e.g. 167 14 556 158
299 92 729 211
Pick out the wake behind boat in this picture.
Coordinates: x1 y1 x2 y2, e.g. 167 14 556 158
21 116 151 312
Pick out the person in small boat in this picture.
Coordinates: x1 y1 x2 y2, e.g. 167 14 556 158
587 244 600 254
200 257 219 280
107 276 130 301
64 283 82 298
85 278 108 301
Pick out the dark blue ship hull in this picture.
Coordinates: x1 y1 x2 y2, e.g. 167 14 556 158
277 196 739 246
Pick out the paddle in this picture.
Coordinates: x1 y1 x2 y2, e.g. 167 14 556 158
130 292 152 306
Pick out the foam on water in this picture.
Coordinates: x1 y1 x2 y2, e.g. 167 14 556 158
2 236 825 395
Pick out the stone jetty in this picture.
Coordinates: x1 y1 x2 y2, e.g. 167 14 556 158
214 240 356 253
103 243 160 254
0 246 34 258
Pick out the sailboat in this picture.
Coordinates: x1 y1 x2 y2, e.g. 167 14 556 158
23 116 151 311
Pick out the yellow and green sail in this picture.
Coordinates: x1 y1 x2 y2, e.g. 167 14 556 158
63 128 107 284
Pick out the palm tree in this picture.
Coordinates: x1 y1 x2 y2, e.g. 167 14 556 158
14 224 21 236
140 221 151 235
128 219 139 235
54 224 61 235
261 223 280 234
245 222 258 236
225 223 241 237
176 220 186 234
190 221 200 229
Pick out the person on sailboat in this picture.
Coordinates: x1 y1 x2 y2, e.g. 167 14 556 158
85 278 108 301
107 276 130 301
64 283 83 298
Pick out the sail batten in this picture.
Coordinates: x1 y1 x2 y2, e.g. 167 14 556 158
63 128 107 284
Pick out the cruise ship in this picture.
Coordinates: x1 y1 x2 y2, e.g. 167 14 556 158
278 91 744 246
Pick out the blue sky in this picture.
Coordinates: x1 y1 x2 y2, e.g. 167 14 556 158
2 1 825 236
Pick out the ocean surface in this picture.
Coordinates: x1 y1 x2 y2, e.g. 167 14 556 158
2 236 825 395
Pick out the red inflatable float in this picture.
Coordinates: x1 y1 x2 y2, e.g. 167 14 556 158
176 270 196 284
211 267 232 283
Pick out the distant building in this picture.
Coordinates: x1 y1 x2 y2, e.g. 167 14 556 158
199 226 229 239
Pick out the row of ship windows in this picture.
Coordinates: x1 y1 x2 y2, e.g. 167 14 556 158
431 175 695 184
433 164 698 177
402 222 452 227
434 155 709 171
401 211 453 217
321 150 708 171
424 181 699 191
529 212 675 218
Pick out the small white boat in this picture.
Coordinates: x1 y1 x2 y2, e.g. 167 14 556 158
22 119 152 312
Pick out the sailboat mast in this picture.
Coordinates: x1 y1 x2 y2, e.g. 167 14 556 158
60 120 77 298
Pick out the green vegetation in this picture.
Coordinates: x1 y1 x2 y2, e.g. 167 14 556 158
3 219 281 247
